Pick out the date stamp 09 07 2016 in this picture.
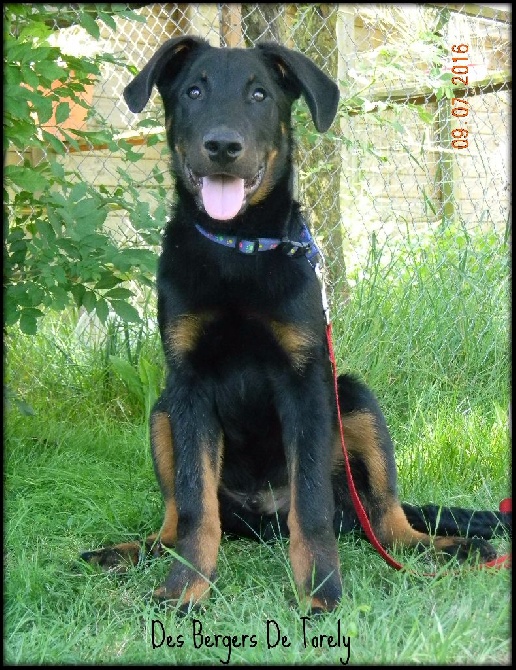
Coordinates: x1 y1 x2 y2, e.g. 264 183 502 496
450 43 471 150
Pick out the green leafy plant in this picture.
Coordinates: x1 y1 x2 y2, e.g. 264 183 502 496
109 354 163 423
4 4 164 335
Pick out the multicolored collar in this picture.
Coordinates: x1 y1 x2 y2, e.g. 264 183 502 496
194 221 321 265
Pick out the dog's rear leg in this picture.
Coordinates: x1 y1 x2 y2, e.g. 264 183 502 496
378 505 497 562
80 402 179 572
334 374 498 564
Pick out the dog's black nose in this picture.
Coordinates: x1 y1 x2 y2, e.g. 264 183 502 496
203 127 244 164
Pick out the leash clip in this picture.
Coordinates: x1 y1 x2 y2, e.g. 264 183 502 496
278 239 311 258
314 255 331 326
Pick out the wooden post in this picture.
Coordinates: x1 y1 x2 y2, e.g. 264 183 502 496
334 6 356 298
186 4 220 46
221 4 243 47
434 7 455 226
436 97 455 226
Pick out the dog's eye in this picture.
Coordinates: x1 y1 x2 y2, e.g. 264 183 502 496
187 86 202 99
251 88 267 102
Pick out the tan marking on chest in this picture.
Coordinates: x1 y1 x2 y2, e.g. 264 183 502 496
270 320 317 371
165 312 215 359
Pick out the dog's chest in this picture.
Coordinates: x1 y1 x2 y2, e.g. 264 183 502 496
165 309 318 375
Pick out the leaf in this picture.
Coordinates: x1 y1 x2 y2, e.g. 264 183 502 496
25 90 54 124
20 64 40 90
138 356 163 419
70 283 86 307
95 273 122 290
48 285 70 309
97 11 117 32
110 300 141 323
19 311 38 335
147 134 161 147
82 290 97 313
75 129 113 145
136 118 164 129
104 287 134 299
17 21 52 43
73 216 97 239
75 196 100 216
138 357 163 396
56 239 81 258
81 233 110 249
10 284 37 307
113 9 147 22
55 101 71 124
5 165 49 192
41 130 66 155
109 356 144 401
95 298 109 324
114 248 157 273
59 130 82 151
33 59 68 84
80 13 100 40
49 160 65 178
417 107 434 124
35 220 56 243
4 305 20 327
69 182 89 203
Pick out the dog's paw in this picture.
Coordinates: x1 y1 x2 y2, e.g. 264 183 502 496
436 537 497 563
152 564 216 612
80 542 143 572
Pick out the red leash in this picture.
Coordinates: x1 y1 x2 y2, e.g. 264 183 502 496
325 321 511 573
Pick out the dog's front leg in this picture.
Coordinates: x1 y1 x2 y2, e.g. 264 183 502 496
277 373 343 612
152 377 223 611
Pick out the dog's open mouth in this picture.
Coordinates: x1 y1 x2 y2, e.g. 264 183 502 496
187 168 264 221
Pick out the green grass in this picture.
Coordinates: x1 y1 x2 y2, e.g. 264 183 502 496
4 227 511 664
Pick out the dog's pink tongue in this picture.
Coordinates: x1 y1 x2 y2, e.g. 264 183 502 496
201 175 245 220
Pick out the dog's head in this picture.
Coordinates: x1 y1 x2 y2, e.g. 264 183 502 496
124 36 339 222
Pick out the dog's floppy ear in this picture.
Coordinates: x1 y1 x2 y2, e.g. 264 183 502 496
124 36 209 113
257 42 339 133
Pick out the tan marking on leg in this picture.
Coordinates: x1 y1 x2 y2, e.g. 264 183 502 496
153 446 222 606
160 499 178 546
150 410 178 554
287 458 341 611
151 410 175 496
198 449 222 574
288 501 314 590
380 504 429 547
334 410 388 494
380 508 494 563
179 580 212 605
145 500 178 558
288 456 315 601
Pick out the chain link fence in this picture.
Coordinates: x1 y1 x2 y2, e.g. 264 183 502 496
6 3 511 356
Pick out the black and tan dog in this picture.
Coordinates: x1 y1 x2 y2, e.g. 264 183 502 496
82 37 510 612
